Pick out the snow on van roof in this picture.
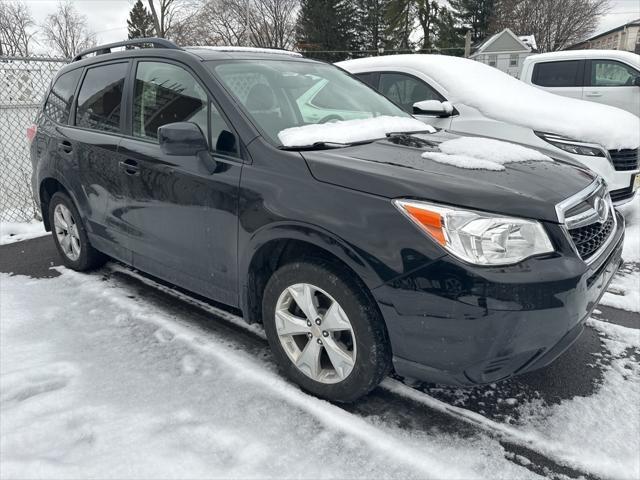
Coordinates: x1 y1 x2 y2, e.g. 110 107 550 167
525 49 640 66
337 55 640 150
185 46 303 57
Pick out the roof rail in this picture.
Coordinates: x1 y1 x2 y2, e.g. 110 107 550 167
184 46 303 58
72 37 181 62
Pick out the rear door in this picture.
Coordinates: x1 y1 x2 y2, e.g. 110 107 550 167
530 59 585 99
118 59 242 305
583 59 640 116
66 61 132 263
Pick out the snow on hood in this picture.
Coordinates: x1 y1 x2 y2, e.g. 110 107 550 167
278 116 434 147
422 137 553 171
338 55 640 151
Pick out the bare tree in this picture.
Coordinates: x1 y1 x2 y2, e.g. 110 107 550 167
146 0 182 38
246 0 298 49
491 0 610 52
0 1 37 56
194 0 249 45
42 1 96 58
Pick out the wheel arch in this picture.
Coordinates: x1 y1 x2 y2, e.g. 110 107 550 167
39 176 73 231
240 224 382 326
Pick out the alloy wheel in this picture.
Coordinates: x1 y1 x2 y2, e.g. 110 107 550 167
53 203 81 261
275 283 357 384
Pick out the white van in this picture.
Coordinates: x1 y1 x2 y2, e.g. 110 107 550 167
338 54 640 205
520 50 640 117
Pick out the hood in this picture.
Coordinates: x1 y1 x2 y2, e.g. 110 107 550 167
302 132 596 223
338 55 640 151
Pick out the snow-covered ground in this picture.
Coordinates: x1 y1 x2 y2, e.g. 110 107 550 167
0 221 47 245
1 259 639 478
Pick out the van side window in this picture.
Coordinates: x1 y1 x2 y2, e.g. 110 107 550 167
44 69 82 125
379 73 443 113
133 62 208 141
532 61 581 87
355 72 378 88
75 62 127 133
590 60 639 87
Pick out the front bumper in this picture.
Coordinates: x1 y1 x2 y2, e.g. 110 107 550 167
373 211 625 386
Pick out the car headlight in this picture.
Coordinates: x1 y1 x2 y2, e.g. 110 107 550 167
536 132 605 157
394 200 554 266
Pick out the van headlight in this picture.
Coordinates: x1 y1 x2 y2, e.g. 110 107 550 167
536 132 605 157
394 199 554 266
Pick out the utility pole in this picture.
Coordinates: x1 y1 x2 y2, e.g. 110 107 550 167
464 30 471 58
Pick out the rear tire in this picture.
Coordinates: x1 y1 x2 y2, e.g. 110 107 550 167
262 259 391 402
49 191 107 271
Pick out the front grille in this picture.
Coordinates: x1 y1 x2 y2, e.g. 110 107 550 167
568 215 614 260
610 184 635 203
609 149 639 171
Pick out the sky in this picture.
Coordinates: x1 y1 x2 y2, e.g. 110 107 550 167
9 0 640 54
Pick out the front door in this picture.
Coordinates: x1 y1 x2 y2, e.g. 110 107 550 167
119 60 242 306
583 59 640 117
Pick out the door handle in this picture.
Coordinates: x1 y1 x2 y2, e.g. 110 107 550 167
119 159 140 175
585 92 603 97
57 140 73 154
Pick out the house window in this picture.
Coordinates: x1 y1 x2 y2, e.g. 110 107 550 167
489 55 497 67
509 54 519 67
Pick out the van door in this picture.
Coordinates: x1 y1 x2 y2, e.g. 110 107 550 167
119 60 242 306
583 59 640 117
530 60 585 99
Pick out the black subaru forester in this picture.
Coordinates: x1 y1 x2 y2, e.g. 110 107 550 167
31 38 624 402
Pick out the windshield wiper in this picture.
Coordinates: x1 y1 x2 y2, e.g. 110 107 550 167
386 132 439 148
278 139 375 151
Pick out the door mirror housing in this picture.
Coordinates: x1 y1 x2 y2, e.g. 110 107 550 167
158 122 208 156
413 100 454 117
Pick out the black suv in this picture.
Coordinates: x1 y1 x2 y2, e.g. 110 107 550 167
31 38 624 402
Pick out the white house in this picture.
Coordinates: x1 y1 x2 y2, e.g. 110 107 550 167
470 28 537 77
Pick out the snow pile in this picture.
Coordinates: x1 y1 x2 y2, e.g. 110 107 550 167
338 55 640 150
618 199 640 263
423 137 552 171
0 221 46 245
278 115 434 147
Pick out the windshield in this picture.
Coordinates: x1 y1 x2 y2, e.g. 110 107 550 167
206 59 413 146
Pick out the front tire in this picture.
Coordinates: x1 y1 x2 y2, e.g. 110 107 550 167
49 191 106 271
262 260 391 402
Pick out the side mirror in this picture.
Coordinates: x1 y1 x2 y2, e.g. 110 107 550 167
634 76 640 87
413 100 454 117
158 122 208 156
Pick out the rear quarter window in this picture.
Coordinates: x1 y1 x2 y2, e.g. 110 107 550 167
43 69 82 124
532 60 581 87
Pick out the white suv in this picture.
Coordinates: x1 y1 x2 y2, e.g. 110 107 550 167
521 50 640 118
338 54 640 205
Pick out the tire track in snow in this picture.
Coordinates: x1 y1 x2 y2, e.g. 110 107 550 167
103 263 607 479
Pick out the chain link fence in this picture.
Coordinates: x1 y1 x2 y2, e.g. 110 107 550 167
1 56 67 222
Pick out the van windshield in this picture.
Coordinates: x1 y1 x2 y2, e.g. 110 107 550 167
206 59 415 147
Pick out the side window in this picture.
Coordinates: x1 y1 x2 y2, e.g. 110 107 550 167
532 60 580 87
133 62 208 141
75 62 127 133
379 73 443 113
355 72 378 89
210 101 238 157
44 69 82 124
590 60 638 87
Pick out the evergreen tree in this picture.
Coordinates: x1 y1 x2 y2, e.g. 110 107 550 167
434 7 465 56
385 0 414 50
128 0 155 40
448 0 494 43
295 0 358 62
356 0 393 53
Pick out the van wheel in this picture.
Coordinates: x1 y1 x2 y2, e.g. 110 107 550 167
49 192 106 271
262 260 391 402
